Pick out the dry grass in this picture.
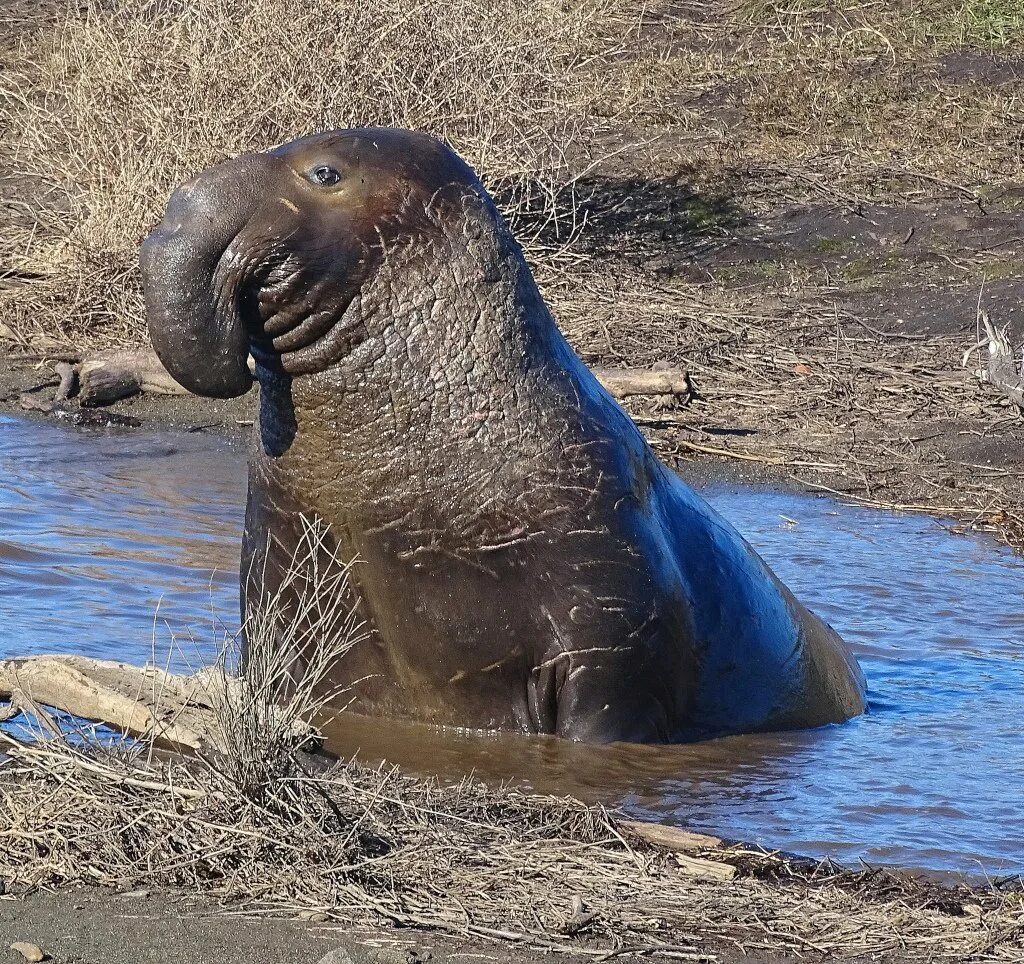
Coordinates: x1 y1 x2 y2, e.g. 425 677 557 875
2 0 1021 343
611 1 1024 206
0 0 632 348
2 602 1023 961
5 734 1024 962
207 516 367 796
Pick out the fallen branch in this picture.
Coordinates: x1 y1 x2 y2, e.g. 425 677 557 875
20 349 694 408
78 349 188 406
0 655 314 755
0 655 219 752
590 367 694 401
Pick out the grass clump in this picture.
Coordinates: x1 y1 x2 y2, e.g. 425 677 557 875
633 1 1024 208
0 0 629 348
952 0 1024 47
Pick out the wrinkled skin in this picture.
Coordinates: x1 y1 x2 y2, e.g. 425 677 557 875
142 128 866 743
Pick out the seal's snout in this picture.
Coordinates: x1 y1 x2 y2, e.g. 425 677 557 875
142 153 283 400
154 153 279 244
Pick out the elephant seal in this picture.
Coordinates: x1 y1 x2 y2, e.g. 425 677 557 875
142 128 866 743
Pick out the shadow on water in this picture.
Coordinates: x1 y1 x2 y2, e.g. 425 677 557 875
1 413 1023 876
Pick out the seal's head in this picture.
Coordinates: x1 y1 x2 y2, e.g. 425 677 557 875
142 128 485 398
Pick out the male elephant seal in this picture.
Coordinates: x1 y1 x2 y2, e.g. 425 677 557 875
142 128 866 743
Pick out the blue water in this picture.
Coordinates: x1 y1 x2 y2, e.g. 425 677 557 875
1 413 1022 876
0 414 246 670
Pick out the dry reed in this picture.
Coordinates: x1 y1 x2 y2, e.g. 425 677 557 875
4 730 1023 961
0 0 631 347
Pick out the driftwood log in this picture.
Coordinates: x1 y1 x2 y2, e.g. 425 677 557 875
53 361 78 402
618 821 736 880
0 654 326 756
0 655 222 752
590 367 693 400
33 347 692 408
78 349 189 406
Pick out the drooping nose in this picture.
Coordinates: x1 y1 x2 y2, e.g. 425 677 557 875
145 152 280 261
142 153 281 399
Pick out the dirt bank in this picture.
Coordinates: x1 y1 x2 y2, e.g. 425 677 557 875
0 889 559 964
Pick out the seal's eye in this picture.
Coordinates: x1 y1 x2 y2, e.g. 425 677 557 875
311 165 342 186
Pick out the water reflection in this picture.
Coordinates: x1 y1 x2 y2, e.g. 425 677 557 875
1 413 1022 875
0 415 246 666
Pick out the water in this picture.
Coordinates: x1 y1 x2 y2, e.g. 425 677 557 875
0 414 246 669
1 413 1022 877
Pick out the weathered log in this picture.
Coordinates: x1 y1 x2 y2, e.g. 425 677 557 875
590 367 694 400
72 348 693 407
0 655 319 756
79 349 188 406
980 313 1024 410
0 655 216 752
619 819 723 852
619 820 736 880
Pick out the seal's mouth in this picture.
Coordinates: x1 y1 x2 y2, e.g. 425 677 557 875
231 242 370 379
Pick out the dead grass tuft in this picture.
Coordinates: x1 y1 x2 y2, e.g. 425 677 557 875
207 516 368 798
5 731 1023 960
0 0 630 347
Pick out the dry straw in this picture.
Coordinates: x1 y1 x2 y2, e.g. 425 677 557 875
1 521 1022 961
0 0 631 347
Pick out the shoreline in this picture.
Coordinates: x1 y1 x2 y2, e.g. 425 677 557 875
3 351 1021 544
2 717 1020 964
0 352 810 496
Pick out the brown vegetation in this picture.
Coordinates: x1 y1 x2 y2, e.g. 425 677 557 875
3 631 1022 962
2 0 1022 554
5 728 1023 962
0 0 635 347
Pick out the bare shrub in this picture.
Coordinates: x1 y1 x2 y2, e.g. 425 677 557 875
204 516 368 799
0 0 630 346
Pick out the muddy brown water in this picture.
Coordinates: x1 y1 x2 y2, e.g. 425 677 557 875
2 413 1022 877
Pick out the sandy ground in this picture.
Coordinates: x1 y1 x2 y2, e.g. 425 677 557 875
0 889 561 964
